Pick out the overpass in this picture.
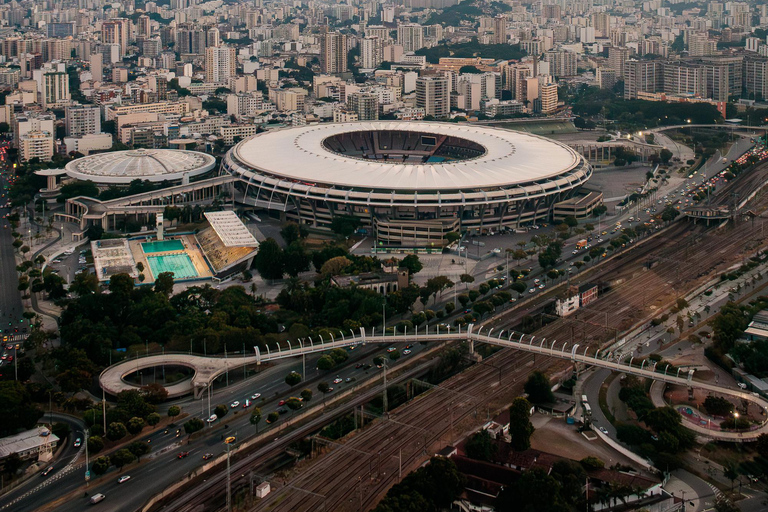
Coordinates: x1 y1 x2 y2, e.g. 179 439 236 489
99 324 768 441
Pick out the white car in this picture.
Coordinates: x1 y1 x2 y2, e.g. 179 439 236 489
118 475 131 484
206 414 218 423
737 383 747 389
529 288 536 293
386 347 396 352
538 284 545 289
403 349 412 355
230 401 240 408
73 438 82 447
599 427 609 434
333 377 343 384
250 393 261 400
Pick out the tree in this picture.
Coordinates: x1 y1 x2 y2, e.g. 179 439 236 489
91 456 111 476
184 417 204 434
146 412 161 426
87 436 104 454
400 254 423 276
286 397 303 412
330 215 360 238
509 397 534 451
320 255 351 276
127 416 146 435
318 381 330 394
660 148 673 163
110 448 136 470
703 395 734 416
723 463 739 492
253 238 284 281
465 429 497 461
250 407 262 433
580 456 605 470
284 241 311 277
389 349 401 361
106 421 128 441
317 355 335 371
497 467 565 512
214 404 228 419
154 272 175 296
524 371 555 404
168 405 181 418
69 271 99 296
267 411 279 423
300 389 313 402
127 441 151 461
460 273 474 288
140 382 169 404
285 371 302 386
444 231 461 244
0 381 42 435
280 222 308 244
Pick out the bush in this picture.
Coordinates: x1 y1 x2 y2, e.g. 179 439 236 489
285 371 302 386
184 417 204 434
146 412 161 426
214 404 228 419
87 436 104 454
580 456 605 470
106 422 127 441
167 405 181 418
267 411 279 423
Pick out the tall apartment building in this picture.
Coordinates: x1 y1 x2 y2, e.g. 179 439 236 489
607 47 631 78
38 70 70 109
321 32 348 74
138 14 151 38
416 75 449 118
744 56 768 100
591 12 611 37
366 25 391 42
65 105 101 137
543 49 577 79
177 24 206 55
688 34 717 57
623 60 663 99
19 131 54 162
102 18 130 57
205 46 237 83
663 61 705 96
347 92 379 120
492 15 506 45
539 82 558 113
505 63 532 101
360 36 383 70
397 24 424 52
206 27 221 48
90 53 103 82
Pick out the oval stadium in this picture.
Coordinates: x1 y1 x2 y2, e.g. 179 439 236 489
221 121 597 247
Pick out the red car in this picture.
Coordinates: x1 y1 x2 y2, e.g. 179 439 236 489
178 451 189 459
278 399 286 406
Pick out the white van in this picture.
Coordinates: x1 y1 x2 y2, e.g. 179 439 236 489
89 493 106 504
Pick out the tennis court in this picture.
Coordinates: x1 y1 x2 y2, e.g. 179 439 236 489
142 239 184 253
146 254 199 280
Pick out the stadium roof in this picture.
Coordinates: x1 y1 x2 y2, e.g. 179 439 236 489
233 121 582 191
64 149 216 185
204 211 260 247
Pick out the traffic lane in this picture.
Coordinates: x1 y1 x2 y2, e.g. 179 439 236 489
583 368 617 438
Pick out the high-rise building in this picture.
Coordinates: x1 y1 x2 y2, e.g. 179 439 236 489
608 47 631 78
347 92 379 120
492 15 507 45
102 18 130 57
65 105 101 137
543 5 561 19
543 49 577 79
539 82 558 113
360 36 383 70
47 22 76 38
38 70 70 109
177 24 206 55
744 56 768 101
138 14 152 38
416 75 449 118
19 131 54 162
206 27 221 48
90 53 103 82
397 24 424 52
623 60 663 99
688 34 716 57
663 61 705 96
505 63 532 101
321 32 348 74
590 12 611 37
205 46 237 83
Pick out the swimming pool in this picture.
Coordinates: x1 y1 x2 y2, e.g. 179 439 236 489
146 254 198 280
142 239 184 253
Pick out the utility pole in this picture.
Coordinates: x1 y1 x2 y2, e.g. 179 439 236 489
84 427 90 487
102 388 107 436
225 439 233 512
382 359 388 413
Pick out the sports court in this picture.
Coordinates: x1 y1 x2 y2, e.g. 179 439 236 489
146 254 199 280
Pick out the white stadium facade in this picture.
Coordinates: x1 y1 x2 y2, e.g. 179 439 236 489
222 122 596 247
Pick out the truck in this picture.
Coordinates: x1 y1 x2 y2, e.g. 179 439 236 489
576 239 588 250
89 494 106 504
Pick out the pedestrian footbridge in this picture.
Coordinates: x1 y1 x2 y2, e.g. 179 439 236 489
99 324 768 441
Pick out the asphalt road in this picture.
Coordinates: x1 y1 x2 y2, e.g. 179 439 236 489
1 339 430 512
0 150 22 328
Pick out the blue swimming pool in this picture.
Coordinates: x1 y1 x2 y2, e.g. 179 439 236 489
146 254 198 280
142 239 184 253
